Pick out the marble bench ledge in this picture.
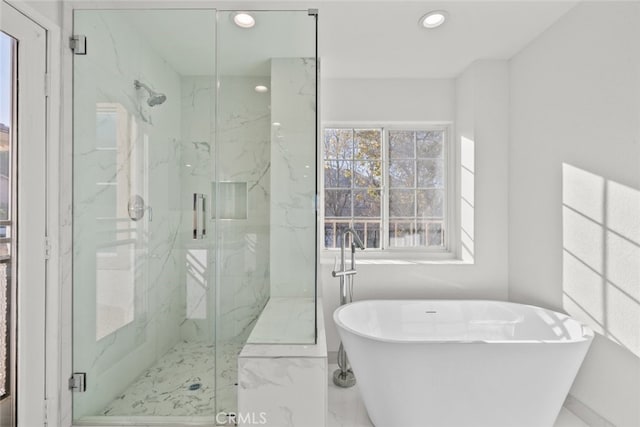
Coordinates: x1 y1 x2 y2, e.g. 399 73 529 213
240 297 327 359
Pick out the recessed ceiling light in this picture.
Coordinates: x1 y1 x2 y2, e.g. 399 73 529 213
233 12 255 28
419 11 447 29
255 85 269 93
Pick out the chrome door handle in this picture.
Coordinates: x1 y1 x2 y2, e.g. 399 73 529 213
193 193 199 239
193 193 206 240
201 195 206 238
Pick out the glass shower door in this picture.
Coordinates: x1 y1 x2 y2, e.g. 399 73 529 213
215 10 318 417
72 9 217 421
72 7 317 423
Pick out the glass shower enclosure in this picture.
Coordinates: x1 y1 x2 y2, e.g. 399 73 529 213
71 8 317 423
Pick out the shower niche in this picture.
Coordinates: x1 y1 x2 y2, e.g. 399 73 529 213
212 182 248 220
72 9 317 422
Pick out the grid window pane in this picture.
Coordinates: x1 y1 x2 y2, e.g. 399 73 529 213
353 161 381 188
352 222 366 246
323 161 337 187
416 131 444 158
324 222 335 248
389 221 415 247
335 223 351 247
0 262 8 397
389 130 414 158
365 223 381 249
325 189 351 217
324 128 382 249
324 221 353 249
389 189 414 217
354 129 382 160
414 222 441 247
417 159 444 188
0 32 15 399
324 160 352 188
417 189 444 218
389 160 414 188
427 223 444 246
353 189 381 217
324 128 353 160
0 35 14 223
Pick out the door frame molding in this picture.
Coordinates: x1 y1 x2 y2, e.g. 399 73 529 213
3 1 62 426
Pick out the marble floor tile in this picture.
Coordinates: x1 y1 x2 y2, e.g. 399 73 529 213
327 364 589 427
102 340 242 417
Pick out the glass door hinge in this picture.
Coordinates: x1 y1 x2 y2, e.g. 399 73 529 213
44 237 51 260
69 372 86 392
69 35 87 55
44 73 50 98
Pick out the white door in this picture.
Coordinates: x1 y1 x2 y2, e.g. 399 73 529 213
0 2 47 426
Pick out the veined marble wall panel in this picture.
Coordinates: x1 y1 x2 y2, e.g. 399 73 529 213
72 11 183 417
237 357 327 427
215 75 272 414
180 76 216 342
216 76 271 341
269 59 316 299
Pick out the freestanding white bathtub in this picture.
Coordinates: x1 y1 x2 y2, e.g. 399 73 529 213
334 300 593 427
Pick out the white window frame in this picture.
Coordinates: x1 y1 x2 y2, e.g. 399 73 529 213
321 122 458 260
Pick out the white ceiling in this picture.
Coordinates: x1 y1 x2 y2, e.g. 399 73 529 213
318 1 578 78
125 1 578 79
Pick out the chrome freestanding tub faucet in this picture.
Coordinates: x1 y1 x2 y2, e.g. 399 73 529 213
332 227 364 388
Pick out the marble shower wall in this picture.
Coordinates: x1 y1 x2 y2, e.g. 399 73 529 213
73 11 183 417
270 58 317 300
180 76 215 342
216 76 271 344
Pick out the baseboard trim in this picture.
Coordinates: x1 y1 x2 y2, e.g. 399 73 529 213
564 394 615 427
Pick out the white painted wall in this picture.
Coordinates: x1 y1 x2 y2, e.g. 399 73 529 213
321 75 509 351
22 0 61 26
509 2 640 425
455 60 510 267
322 78 454 123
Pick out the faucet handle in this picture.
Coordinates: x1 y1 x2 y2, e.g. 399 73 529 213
332 256 339 272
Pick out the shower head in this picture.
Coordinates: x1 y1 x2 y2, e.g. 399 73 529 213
147 92 167 107
134 79 167 107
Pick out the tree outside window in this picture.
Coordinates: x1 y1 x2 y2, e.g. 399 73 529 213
323 126 447 250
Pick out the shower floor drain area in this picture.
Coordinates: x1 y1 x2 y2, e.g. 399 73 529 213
188 383 202 391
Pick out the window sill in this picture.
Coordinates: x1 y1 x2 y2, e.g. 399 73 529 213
320 250 474 266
